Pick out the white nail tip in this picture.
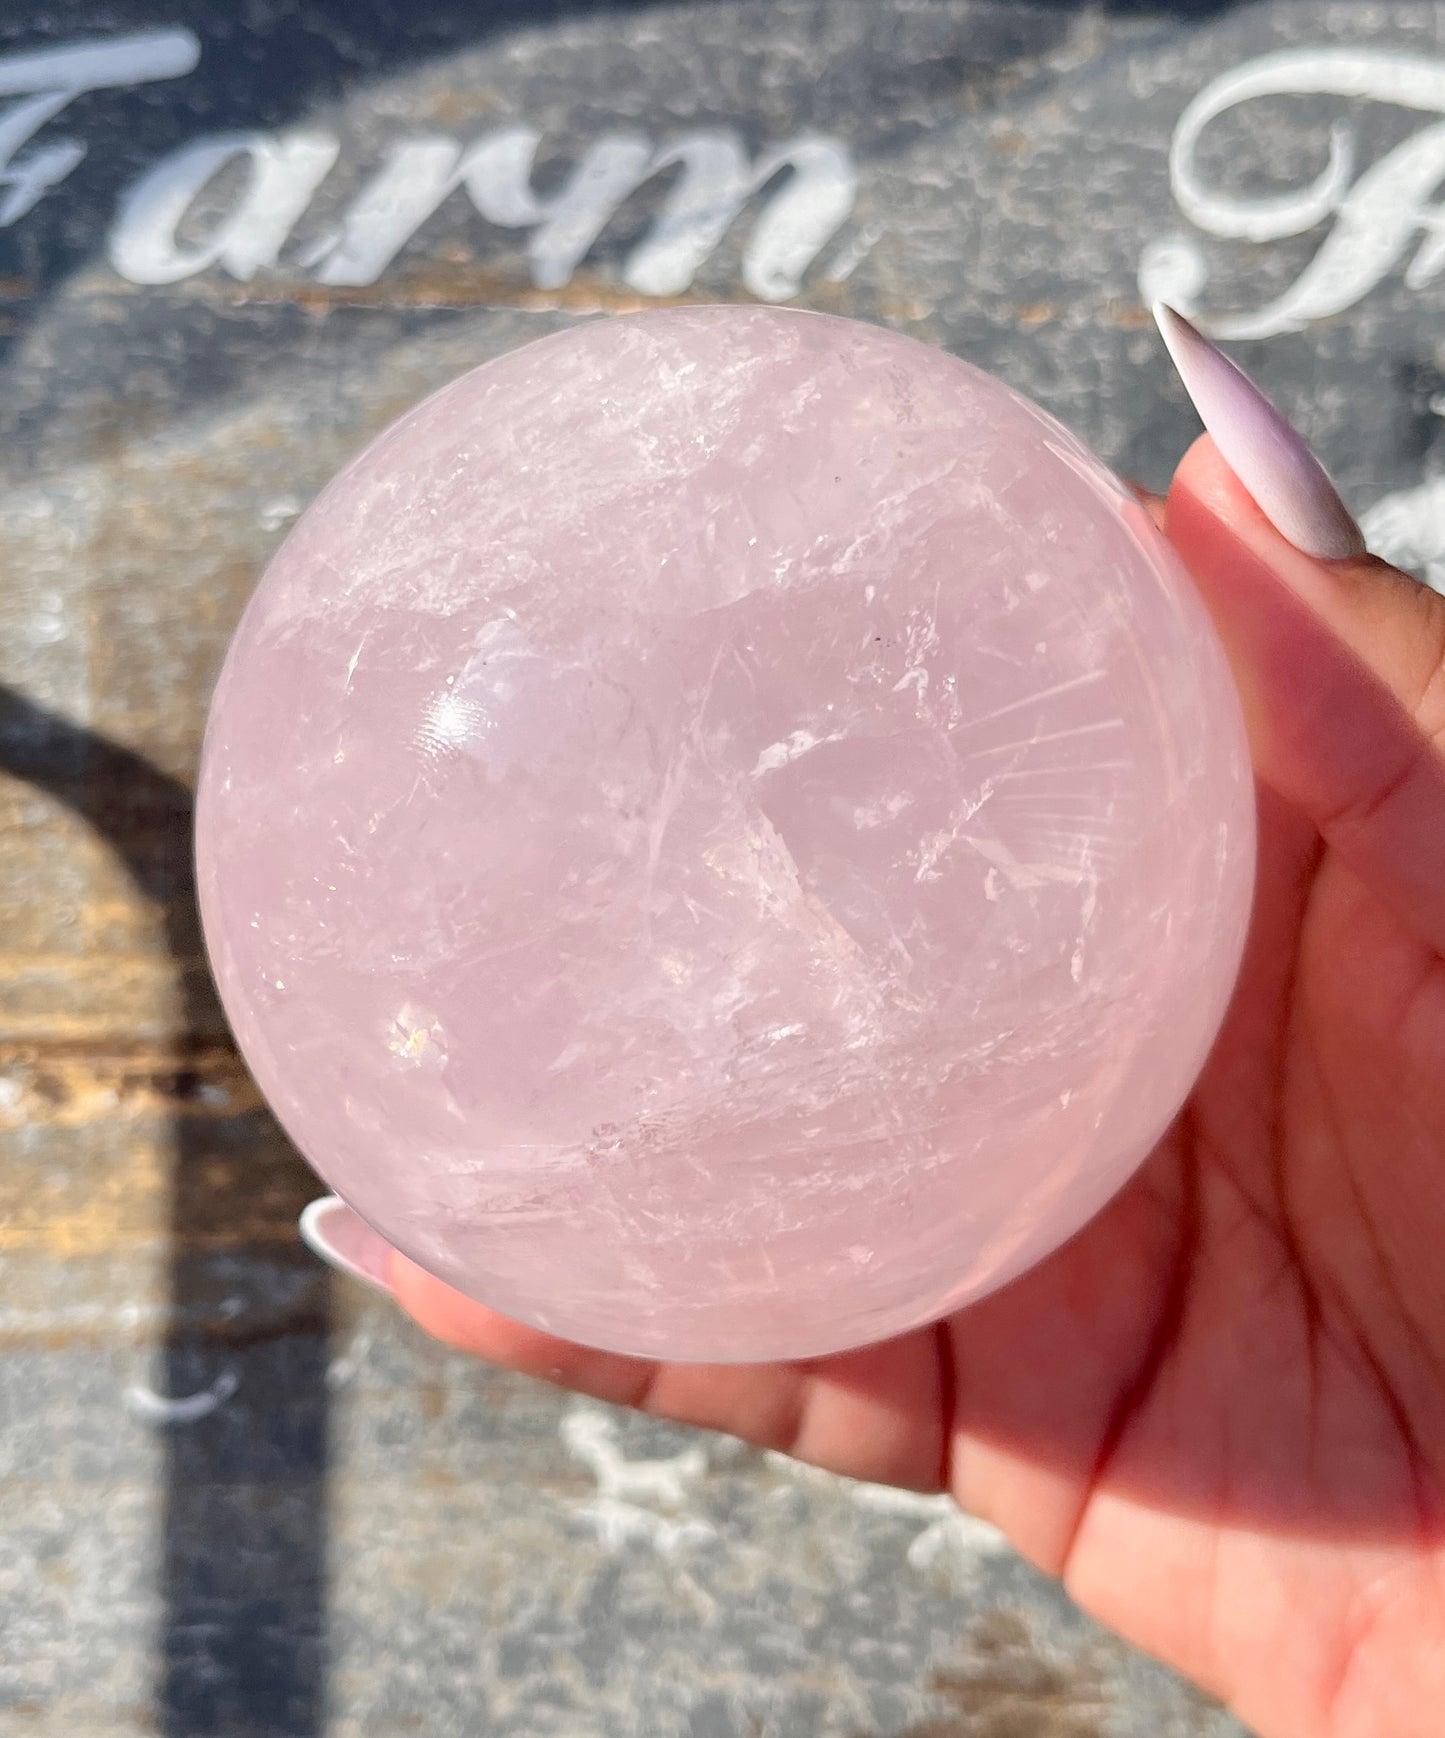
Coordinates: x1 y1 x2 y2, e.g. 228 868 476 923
298 1196 394 1292
1152 302 1366 562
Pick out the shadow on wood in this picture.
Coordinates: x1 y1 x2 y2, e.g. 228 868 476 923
0 681 331 1738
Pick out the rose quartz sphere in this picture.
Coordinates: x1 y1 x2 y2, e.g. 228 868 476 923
196 307 1254 1361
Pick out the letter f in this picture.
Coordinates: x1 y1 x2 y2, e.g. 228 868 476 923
0 30 198 227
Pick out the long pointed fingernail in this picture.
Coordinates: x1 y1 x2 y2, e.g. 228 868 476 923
1153 302 1365 561
298 1196 394 1293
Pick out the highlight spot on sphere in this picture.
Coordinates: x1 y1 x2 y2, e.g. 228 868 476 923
196 307 1255 1362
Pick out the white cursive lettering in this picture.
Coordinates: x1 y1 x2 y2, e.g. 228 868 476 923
311 128 655 287
109 131 340 282
1142 47 1445 337
0 29 198 227
108 120 858 303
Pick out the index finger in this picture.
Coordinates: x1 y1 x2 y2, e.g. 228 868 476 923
1166 435 1445 959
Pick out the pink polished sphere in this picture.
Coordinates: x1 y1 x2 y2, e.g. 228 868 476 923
196 307 1254 1361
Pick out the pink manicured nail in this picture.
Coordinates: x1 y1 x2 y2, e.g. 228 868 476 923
298 1196 394 1292
1153 302 1366 561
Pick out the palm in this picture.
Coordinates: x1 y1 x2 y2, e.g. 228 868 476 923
942 788 1445 1738
392 444 1445 1738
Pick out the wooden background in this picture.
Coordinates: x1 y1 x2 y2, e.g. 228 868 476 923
3 1 1442 1733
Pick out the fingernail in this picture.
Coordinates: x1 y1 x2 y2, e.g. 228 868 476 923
298 1196 394 1293
1152 302 1366 561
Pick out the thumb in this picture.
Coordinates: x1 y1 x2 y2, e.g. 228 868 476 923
1164 432 1445 958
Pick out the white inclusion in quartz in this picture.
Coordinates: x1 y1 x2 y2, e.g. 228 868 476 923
846 793 913 830
751 729 842 775
386 1003 447 1068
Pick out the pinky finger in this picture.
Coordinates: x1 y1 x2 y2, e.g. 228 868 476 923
389 1252 949 1492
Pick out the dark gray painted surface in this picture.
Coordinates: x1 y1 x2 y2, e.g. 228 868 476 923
2 1 1440 1732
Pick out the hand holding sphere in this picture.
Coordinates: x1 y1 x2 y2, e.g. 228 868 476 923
203 306 1445 1738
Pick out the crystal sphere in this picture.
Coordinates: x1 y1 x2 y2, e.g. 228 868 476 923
196 307 1254 1362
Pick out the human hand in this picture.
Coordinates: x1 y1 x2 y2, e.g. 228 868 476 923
305 312 1445 1738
